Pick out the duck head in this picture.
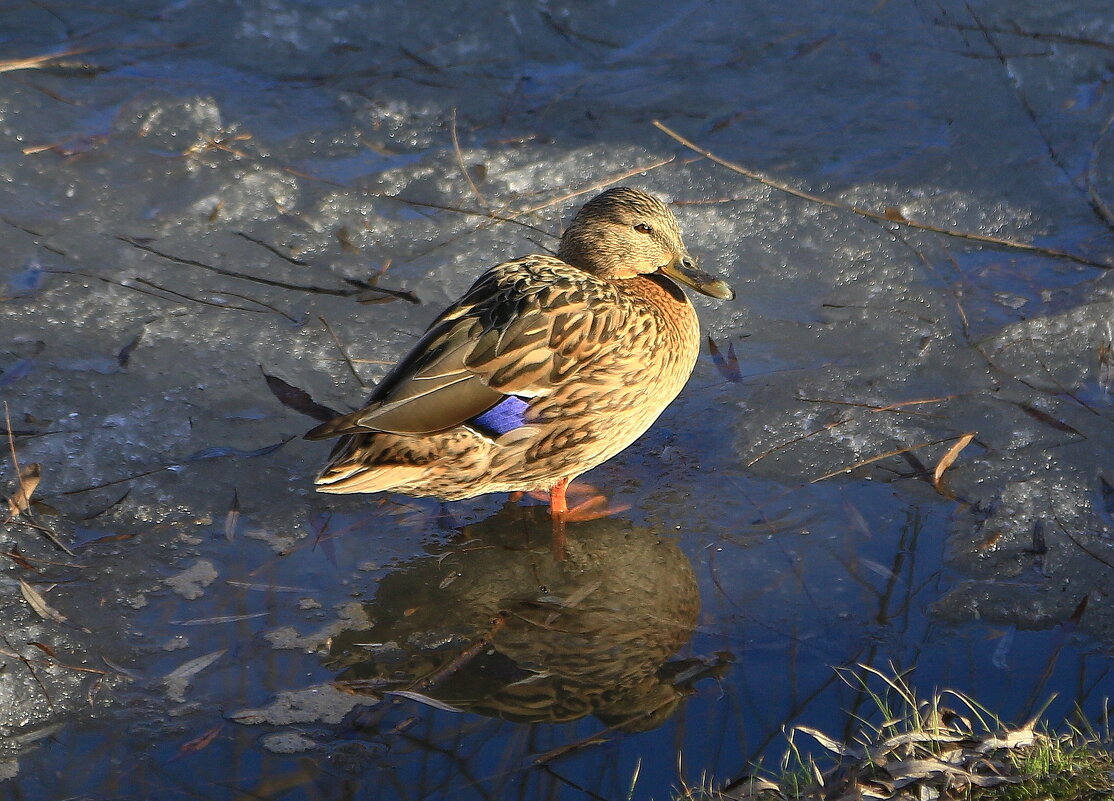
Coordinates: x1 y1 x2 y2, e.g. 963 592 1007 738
556 186 735 301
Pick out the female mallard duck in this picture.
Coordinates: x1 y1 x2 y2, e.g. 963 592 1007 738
305 187 734 515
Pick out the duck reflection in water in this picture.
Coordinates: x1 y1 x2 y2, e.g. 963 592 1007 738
325 504 730 733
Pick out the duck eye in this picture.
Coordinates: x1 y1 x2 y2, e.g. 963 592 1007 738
633 223 653 234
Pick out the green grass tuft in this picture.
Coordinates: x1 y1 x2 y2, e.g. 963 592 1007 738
675 665 1114 801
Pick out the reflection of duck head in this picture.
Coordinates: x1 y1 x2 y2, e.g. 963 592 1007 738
325 504 717 732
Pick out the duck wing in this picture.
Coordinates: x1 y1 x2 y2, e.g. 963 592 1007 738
304 257 622 439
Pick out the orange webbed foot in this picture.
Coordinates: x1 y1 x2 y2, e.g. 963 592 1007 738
561 493 631 522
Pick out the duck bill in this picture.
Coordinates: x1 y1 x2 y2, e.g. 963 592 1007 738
659 257 735 300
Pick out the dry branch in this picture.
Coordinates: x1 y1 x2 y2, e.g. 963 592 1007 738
652 120 1111 270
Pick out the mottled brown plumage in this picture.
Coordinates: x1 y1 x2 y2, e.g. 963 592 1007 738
306 187 733 502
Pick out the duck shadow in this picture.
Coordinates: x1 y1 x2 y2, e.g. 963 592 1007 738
324 503 731 732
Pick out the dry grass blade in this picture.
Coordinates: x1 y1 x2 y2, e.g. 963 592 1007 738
384 690 465 712
932 432 976 490
884 757 1017 789
7 462 41 518
796 395 956 415
977 727 1039 753
793 725 862 757
708 666 1114 801
653 120 1111 271
0 47 93 75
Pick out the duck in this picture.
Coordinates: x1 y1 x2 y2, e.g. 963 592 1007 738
305 186 734 517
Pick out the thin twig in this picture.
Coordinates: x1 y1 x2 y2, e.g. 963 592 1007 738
450 108 489 212
746 416 852 467
130 277 271 315
964 4 1109 229
652 120 1111 270
1086 111 1114 229
116 236 360 296
49 466 174 498
935 20 1114 54
318 316 367 388
1 216 67 256
46 269 185 306
411 613 508 692
234 231 309 266
401 156 676 263
211 289 301 323
1 635 54 711
795 395 956 415
13 519 76 557
810 436 961 484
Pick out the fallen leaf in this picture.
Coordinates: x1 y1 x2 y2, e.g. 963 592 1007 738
171 613 269 626
19 577 70 626
0 357 35 389
117 332 143 367
225 580 314 593
101 655 143 680
1098 337 1111 394
1099 475 1114 520
74 530 137 549
790 32 836 59
261 369 339 422
7 462 41 517
1068 594 1089 625
164 649 226 703
184 438 291 462
707 336 743 382
224 490 240 542
932 433 975 489
336 227 361 254
1013 402 1082 437
174 723 225 759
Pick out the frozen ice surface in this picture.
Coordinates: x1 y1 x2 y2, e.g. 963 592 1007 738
0 0 1112 797
164 559 218 599
231 684 361 727
260 731 320 754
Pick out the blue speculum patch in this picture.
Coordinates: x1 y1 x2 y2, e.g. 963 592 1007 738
469 395 530 436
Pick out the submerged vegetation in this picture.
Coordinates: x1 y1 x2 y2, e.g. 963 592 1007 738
678 666 1114 801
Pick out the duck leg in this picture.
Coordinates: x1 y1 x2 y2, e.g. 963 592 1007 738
549 477 569 560
549 477 570 516
531 480 629 521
